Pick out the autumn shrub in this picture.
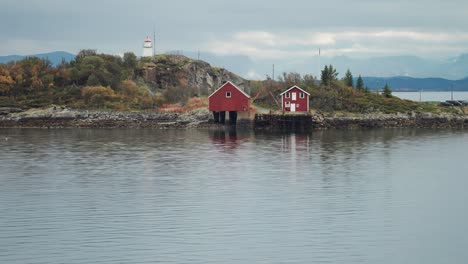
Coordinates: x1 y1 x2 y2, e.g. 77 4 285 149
121 80 140 99
82 86 116 108
158 97 208 112
0 66 15 97
162 85 196 105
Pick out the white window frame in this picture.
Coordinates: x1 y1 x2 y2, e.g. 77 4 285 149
299 92 305 99
226 91 231 98
285 101 290 106
285 92 290 98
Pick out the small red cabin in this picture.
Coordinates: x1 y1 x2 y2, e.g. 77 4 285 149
280 85 310 112
209 81 250 124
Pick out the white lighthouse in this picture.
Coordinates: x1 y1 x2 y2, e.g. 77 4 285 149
142 36 154 57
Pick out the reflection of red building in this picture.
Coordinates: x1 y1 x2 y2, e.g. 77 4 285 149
280 86 310 112
209 81 250 124
208 128 251 151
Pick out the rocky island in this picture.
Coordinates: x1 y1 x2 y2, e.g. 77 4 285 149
1 51 467 130
2 105 468 130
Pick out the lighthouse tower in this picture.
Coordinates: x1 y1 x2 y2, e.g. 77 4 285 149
142 36 153 57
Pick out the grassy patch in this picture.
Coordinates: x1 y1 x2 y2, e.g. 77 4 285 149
0 97 19 107
309 82 456 114
159 97 208 113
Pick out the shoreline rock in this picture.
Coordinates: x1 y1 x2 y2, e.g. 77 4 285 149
1 107 468 129
0 107 214 129
254 113 468 130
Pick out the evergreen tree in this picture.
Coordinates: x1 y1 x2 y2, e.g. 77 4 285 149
356 75 364 91
327 65 338 82
343 69 353 87
321 64 338 87
383 84 392 98
321 65 329 86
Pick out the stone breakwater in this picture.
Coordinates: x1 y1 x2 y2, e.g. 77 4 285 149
255 113 468 129
321 114 468 129
0 107 212 128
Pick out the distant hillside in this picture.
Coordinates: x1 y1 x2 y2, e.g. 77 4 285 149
0 51 75 66
361 76 468 91
3 50 468 91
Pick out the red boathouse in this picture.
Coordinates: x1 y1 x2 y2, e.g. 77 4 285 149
280 85 310 112
209 81 250 124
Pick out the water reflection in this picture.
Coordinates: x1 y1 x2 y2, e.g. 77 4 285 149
1 128 468 264
208 127 251 151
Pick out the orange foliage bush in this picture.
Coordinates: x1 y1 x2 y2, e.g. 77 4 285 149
159 97 208 113
82 86 116 107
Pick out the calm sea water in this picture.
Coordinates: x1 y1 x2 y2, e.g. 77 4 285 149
393 91 468 102
1 128 468 264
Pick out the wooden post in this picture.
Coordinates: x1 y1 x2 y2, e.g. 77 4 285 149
229 111 238 125
219 111 226 124
213 111 220 123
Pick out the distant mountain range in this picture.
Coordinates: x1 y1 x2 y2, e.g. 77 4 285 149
361 76 468 91
183 52 468 80
184 52 468 91
0 51 75 66
2 51 468 91
309 54 468 80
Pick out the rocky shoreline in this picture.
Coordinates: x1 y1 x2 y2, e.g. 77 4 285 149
1 107 468 129
0 107 213 129
256 112 468 129
317 113 468 129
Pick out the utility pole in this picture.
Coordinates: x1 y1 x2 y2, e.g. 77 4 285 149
153 25 156 55
318 48 321 78
272 64 275 81
451 84 454 100
197 49 200 60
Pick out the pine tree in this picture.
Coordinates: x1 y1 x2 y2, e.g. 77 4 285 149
383 84 392 98
343 69 353 87
321 65 338 87
356 75 364 91
327 65 338 82
321 65 329 87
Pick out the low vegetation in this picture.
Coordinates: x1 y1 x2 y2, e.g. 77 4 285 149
0 50 182 110
0 51 461 115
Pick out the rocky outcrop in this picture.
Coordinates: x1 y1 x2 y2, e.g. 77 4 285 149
139 55 246 95
0 106 212 128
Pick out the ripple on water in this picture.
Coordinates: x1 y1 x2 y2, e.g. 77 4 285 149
1 128 468 264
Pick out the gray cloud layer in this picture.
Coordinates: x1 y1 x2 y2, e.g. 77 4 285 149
1 0 468 59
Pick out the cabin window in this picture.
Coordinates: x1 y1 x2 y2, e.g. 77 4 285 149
285 101 290 106
300 92 305 98
285 92 290 98
226 92 231 98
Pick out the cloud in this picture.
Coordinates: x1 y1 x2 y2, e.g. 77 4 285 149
205 29 468 59
246 69 263 80
233 32 277 47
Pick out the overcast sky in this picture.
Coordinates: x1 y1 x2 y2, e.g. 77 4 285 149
1 0 468 60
